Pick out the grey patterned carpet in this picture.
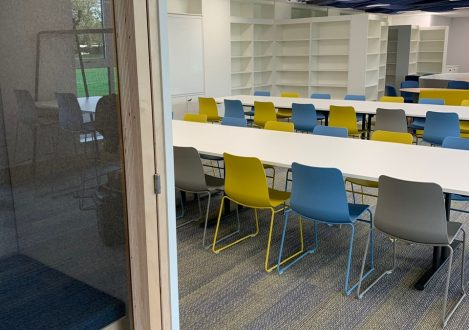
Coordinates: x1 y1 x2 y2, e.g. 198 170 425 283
177 166 469 330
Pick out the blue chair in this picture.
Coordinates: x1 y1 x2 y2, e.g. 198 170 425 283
277 163 374 295
409 98 445 138
400 80 419 103
311 93 331 99
422 111 460 146
385 85 397 97
221 117 247 127
312 126 348 138
442 137 469 214
310 93 329 121
246 91 270 117
224 99 245 119
447 81 469 90
344 94 365 101
344 94 366 122
291 103 317 133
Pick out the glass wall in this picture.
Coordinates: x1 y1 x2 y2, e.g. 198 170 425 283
0 0 130 328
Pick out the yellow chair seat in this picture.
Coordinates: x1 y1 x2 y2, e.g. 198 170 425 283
347 178 378 189
460 121 469 134
268 188 291 207
277 108 292 118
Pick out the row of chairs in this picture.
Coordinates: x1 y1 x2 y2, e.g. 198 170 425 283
389 80 469 104
174 135 469 327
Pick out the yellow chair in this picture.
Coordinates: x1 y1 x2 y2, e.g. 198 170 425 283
346 130 413 202
420 89 469 106
460 100 469 137
212 153 303 272
264 121 294 132
277 92 300 119
183 113 207 123
329 105 362 137
254 101 277 128
379 96 404 103
198 97 221 122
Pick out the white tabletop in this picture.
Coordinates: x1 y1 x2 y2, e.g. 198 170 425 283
217 95 469 120
173 120 469 195
420 73 469 83
35 96 101 113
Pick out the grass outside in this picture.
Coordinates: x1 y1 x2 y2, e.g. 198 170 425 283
75 67 117 97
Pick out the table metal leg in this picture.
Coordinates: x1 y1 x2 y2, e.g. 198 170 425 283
324 112 329 126
414 193 458 290
361 114 366 139
366 114 373 140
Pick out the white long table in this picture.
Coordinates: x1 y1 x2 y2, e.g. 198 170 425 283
173 120 469 290
36 96 101 113
216 95 469 120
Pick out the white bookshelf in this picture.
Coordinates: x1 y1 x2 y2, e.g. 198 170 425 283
310 19 351 99
231 21 253 94
230 0 274 20
229 6 387 99
385 27 397 88
408 27 419 74
417 27 448 75
378 23 388 98
365 20 382 100
275 22 311 96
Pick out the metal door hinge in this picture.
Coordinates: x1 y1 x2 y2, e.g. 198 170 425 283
154 174 161 195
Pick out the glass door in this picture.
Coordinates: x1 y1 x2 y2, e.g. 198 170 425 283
0 0 131 328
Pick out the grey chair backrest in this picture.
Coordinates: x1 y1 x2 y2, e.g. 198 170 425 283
55 92 83 132
95 94 119 153
173 146 208 192
375 108 408 133
14 90 38 124
375 175 449 245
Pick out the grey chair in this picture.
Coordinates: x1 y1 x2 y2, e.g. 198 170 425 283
55 92 99 210
14 90 55 169
374 108 408 133
174 146 239 249
357 175 466 328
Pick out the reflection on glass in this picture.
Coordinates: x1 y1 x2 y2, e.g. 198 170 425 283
0 0 130 328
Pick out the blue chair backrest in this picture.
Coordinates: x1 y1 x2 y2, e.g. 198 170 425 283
419 98 444 105
292 103 317 132
290 162 351 224
401 80 419 88
400 81 419 102
254 91 270 97
224 99 245 118
385 85 398 97
344 94 366 101
447 81 469 90
423 111 460 145
221 117 247 127
442 136 469 150
310 93 331 99
313 126 348 138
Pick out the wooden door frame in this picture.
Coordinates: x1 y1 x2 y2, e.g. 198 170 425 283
113 0 178 329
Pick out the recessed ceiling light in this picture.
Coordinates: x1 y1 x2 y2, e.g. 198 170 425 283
365 3 390 8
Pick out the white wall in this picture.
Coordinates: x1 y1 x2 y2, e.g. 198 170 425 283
170 0 231 119
447 18 469 72
0 0 75 162
167 0 202 14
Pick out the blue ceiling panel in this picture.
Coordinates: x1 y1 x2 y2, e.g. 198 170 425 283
301 0 469 14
